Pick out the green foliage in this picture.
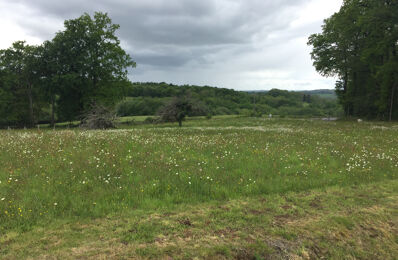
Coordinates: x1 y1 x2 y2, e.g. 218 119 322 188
116 97 168 116
0 12 135 127
117 82 342 118
308 0 398 120
53 12 135 121
158 94 207 126
0 41 46 127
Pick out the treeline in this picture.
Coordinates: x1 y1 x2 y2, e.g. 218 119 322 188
0 12 135 127
116 82 342 117
0 12 345 128
308 0 398 120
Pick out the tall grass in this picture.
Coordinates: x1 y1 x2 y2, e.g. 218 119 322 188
0 118 397 231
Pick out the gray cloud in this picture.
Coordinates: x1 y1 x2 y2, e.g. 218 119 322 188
2 0 343 90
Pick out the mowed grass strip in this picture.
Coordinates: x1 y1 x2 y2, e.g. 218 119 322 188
1 179 397 259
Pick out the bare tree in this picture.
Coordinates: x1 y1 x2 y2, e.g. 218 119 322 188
81 104 117 129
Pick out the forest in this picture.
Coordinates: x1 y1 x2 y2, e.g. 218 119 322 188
117 82 341 118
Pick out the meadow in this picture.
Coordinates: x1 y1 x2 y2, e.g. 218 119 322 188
0 117 397 259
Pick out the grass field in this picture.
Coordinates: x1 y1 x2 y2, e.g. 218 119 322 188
1 117 397 259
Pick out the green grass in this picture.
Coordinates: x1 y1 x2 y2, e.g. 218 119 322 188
1 180 396 259
1 117 397 258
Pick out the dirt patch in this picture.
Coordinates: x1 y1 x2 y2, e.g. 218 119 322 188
248 209 264 215
235 248 257 260
274 214 292 225
266 238 300 260
178 218 193 227
281 205 292 210
218 205 230 211
309 198 323 209
214 227 236 238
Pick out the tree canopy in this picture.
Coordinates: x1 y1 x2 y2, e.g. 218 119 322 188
116 82 341 119
157 94 208 127
0 12 135 127
308 0 398 120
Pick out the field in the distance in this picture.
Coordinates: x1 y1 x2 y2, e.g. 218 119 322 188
1 117 397 259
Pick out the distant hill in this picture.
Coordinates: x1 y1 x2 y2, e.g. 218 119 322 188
298 89 337 99
246 89 337 100
116 82 343 117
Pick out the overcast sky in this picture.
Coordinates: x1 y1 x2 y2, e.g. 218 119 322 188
0 0 343 90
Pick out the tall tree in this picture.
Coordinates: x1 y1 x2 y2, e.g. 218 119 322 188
0 41 42 126
308 0 398 120
359 0 398 120
52 12 136 121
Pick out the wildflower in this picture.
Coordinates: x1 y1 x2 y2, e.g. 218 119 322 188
54 202 57 206
1 198 4 201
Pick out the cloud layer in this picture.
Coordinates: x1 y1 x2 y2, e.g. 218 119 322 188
0 0 343 90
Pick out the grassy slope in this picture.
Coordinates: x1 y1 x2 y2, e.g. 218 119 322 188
1 117 398 259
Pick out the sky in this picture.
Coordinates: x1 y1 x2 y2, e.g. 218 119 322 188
0 0 343 91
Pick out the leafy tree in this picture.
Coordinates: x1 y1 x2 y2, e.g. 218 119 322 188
0 12 136 127
0 41 43 126
308 0 398 120
158 95 207 127
52 12 136 121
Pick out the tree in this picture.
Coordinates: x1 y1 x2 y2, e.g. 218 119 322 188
308 0 398 120
359 0 398 120
0 41 43 126
0 12 136 127
52 12 136 122
158 94 207 127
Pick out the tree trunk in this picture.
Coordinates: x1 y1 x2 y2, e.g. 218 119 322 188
50 95 55 127
343 70 349 116
389 46 396 121
178 120 182 127
390 85 395 121
27 84 34 127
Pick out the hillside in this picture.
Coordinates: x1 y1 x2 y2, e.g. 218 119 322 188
116 82 342 117
247 89 337 100
299 89 337 99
